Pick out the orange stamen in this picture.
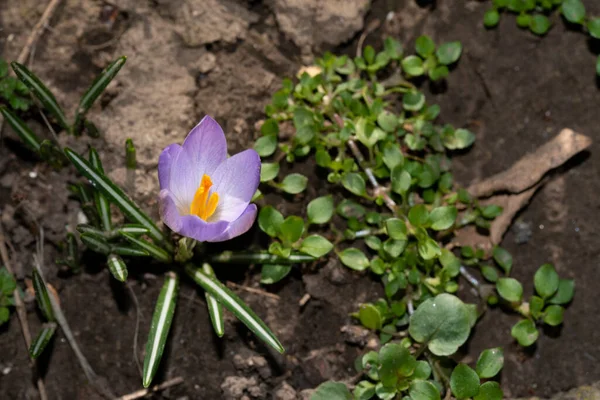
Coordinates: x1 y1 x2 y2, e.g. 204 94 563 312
190 174 219 220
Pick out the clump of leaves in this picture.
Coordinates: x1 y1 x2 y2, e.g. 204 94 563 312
0 59 31 111
483 0 600 75
0 267 16 325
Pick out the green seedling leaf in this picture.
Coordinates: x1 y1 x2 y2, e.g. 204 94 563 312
186 265 284 353
64 148 169 248
307 196 334 224
0 268 16 296
415 35 436 58
337 199 365 219
299 235 333 258
588 18 600 39
112 245 150 257
418 237 441 260
511 319 538 346
384 37 403 60
516 13 531 28
261 118 279 136
278 216 304 245
403 91 425 112
414 360 432 380
142 272 179 388
481 205 503 219
450 363 480 399
484 9 500 27
474 382 503 400
481 265 499 282
0 107 42 151
444 128 475 149
29 322 57 359
429 65 449 81
260 162 280 182
378 343 417 387
401 55 424 76
496 278 523 303
119 231 172 263
74 56 126 133
258 205 284 237
529 14 551 35
11 62 70 131
548 279 575 305
440 249 460 278
202 263 224 337
339 248 369 271
391 166 411 195
385 218 407 240
311 381 352 400
280 173 308 194
353 381 376 400
107 254 128 282
80 232 111 255
562 0 586 24
436 41 462 65
377 111 398 133
476 347 504 378
89 148 112 231
530 295 545 319
341 172 367 196
358 303 383 330
493 246 512 274
409 293 471 356
32 269 55 322
534 263 559 298
0 307 9 324
543 305 564 326
409 380 441 400
408 204 429 227
254 135 277 157
260 264 292 284
382 142 404 170
429 206 457 231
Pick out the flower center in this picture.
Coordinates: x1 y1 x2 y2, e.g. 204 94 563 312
190 174 219 221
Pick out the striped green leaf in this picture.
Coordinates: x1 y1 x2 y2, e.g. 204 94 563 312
107 254 128 282
88 148 112 231
29 322 57 359
111 245 150 257
185 265 284 354
202 263 224 337
142 272 179 388
80 232 111 255
209 251 314 265
119 231 171 263
32 269 55 322
0 107 42 151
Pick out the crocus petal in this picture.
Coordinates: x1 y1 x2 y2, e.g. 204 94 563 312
158 144 182 191
159 189 229 241
182 116 228 177
168 148 200 212
209 149 261 222
208 204 257 242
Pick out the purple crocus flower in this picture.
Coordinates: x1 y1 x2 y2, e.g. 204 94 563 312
158 116 260 242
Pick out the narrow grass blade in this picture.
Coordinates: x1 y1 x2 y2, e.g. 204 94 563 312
80 232 111 255
202 263 224 337
143 272 179 388
125 138 137 170
88 148 112 231
74 56 126 133
209 251 315 264
111 245 150 257
64 148 170 249
0 106 42 151
119 231 171 263
32 269 55 322
107 254 128 282
76 224 105 237
185 265 284 354
11 62 70 131
29 322 57 359
66 233 80 270
120 224 149 235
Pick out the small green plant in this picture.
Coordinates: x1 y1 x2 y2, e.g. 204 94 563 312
0 267 16 325
483 0 600 74
0 59 31 111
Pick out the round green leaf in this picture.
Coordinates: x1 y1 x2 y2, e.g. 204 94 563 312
377 111 398 132
529 14 551 35
562 0 586 24
530 295 545 319
436 41 462 65
440 249 460 278
588 18 600 39
476 347 504 378
408 293 472 356
534 263 559 298
413 360 432 380
391 166 411 195
418 237 441 260
311 381 352 400
474 382 503 400
450 363 480 399
299 235 333 258
385 218 408 240
492 246 513 274
358 303 383 330
403 92 425 111
548 279 575 305
428 65 449 81
481 205 503 219
378 343 417 387
260 264 291 284
307 196 334 224
444 128 475 150
496 278 523 303
415 35 436 58
543 305 564 326
339 248 369 271
401 55 424 76
279 216 305 244
511 319 539 346
260 162 280 182
382 142 404 170
409 380 441 400
353 381 376 400
481 265 499 283
484 9 500 27
258 206 284 237
261 118 279 136
254 135 277 157
429 206 457 231
337 200 365 219
408 204 429 227
341 172 367 196
280 173 308 194
375 383 395 400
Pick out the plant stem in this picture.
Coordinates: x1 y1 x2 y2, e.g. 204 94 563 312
208 251 315 264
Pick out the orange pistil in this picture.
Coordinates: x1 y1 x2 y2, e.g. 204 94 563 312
190 174 219 221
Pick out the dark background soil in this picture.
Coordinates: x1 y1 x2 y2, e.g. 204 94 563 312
1 0 599 399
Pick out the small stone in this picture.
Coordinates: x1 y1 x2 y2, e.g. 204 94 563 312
274 381 297 400
221 376 257 399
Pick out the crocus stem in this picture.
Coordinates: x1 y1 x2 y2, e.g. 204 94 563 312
208 251 315 265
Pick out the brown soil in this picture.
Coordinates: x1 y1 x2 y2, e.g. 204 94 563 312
1 0 599 399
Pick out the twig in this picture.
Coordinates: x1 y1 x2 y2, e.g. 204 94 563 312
226 281 280 300
126 282 143 377
17 0 64 65
114 376 184 400
34 230 115 399
0 222 48 400
356 19 381 58
298 293 311 307
459 265 482 297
